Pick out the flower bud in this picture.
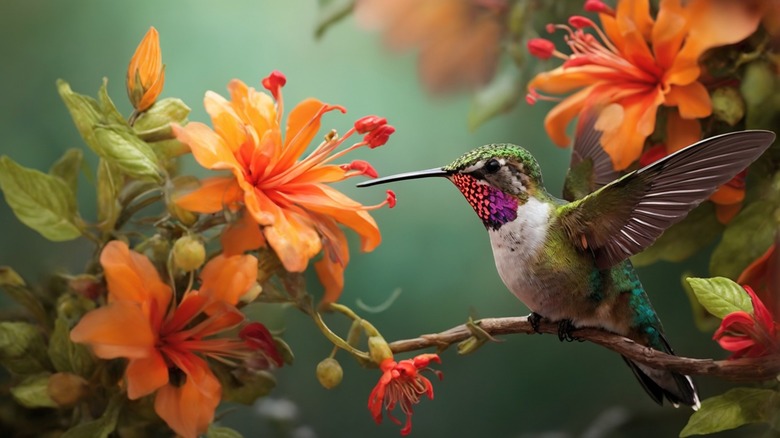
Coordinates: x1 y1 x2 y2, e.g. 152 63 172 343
741 62 776 108
368 336 393 364
711 86 745 126
240 283 263 304
66 274 104 301
127 27 165 112
48 372 88 408
172 235 206 272
316 358 343 389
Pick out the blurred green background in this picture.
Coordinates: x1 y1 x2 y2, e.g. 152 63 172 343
0 1 759 437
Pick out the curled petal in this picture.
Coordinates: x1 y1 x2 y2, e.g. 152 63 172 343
100 241 171 313
199 253 259 306
154 357 221 438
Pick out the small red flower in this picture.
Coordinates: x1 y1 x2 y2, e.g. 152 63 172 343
713 286 779 359
368 353 442 436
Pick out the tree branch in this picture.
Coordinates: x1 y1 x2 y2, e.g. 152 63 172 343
387 316 780 382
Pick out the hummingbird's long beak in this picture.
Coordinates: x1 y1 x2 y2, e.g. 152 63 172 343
356 168 450 187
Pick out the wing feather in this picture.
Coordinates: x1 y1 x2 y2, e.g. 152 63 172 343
559 130 776 269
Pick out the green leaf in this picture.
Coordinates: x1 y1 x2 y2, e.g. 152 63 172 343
61 394 123 438
133 97 191 132
0 156 82 241
711 199 778 279
0 321 51 374
681 273 720 332
274 337 294 365
686 277 753 319
206 426 244 438
48 316 95 377
314 0 355 39
633 203 723 266
680 388 777 436
0 266 48 326
10 373 57 408
97 78 127 127
57 79 161 182
214 362 277 405
93 127 162 182
96 159 121 233
468 67 522 131
49 148 84 195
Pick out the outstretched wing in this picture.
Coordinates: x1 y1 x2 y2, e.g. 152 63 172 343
562 113 620 201
558 130 776 269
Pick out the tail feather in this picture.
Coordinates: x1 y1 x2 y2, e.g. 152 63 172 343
621 333 700 409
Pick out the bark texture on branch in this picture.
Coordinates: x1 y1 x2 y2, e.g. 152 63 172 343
387 316 780 382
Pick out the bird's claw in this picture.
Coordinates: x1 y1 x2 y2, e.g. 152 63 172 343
528 312 543 334
557 319 583 342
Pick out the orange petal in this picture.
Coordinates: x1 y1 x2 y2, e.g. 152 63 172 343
598 89 663 170
613 1 657 75
100 241 171 313
275 98 334 171
543 86 595 146
70 300 155 359
126 352 168 399
664 82 712 119
315 256 345 306
227 79 277 151
529 67 612 95
199 253 259 305
204 91 247 154
669 0 761 85
652 0 688 70
665 109 701 154
715 202 742 224
220 210 266 256
710 184 745 205
154 356 220 438
174 177 242 213
276 184 382 252
250 189 321 272
172 122 241 171
617 0 654 41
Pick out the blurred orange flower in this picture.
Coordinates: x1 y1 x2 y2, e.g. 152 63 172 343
527 0 761 170
127 27 165 112
71 241 278 438
355 0 508 94
173 71 395 304
368 353 442 436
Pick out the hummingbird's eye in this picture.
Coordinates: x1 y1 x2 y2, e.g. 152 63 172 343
484 158 501 174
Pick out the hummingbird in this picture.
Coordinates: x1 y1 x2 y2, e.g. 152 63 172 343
358 117 775 408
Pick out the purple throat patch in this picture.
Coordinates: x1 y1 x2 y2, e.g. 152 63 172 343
451 174 518 229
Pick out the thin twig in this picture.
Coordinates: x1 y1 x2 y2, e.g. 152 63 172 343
387 316 780 382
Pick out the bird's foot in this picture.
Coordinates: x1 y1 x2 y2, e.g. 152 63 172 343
557 319 583 342
528 312 543 334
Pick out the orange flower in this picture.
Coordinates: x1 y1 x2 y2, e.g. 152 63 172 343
71 241 279 438
173 71 395 304
354 0 508 94
368 353 442 436
527 0 760 170
127 27 165 112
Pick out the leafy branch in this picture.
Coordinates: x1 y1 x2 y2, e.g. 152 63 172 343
387 316 780 382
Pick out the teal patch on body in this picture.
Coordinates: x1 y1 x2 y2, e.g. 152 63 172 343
616 261 663 347
587 269 604 302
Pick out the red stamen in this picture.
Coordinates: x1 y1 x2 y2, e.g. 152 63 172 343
341 160 378 178
545 23 556 34
261 70 287 100
584 0 616 16
364 125 395 148
354 115 388 134
569 16 595 29
527 38 556 60
386 190 397 208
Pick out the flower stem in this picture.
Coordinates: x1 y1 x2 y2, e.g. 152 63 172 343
309 309 370 361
